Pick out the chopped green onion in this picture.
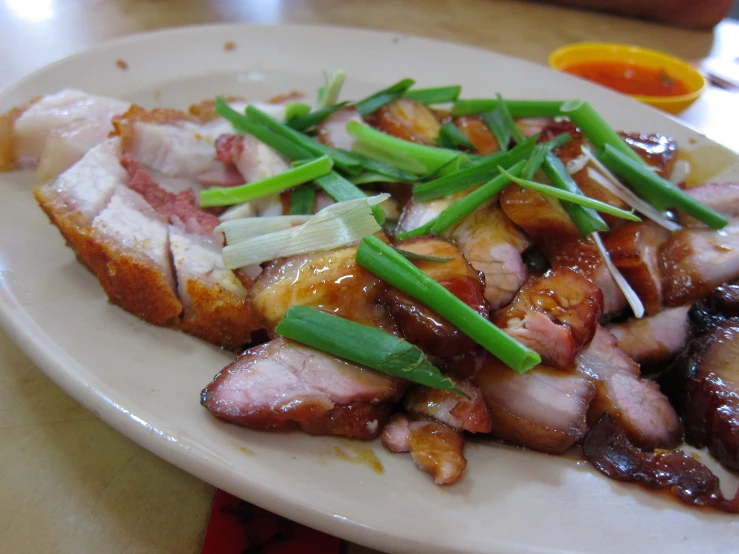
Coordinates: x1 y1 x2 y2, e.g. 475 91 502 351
287 101 349 131
520 133 573 180
355 78 415 116
222 195 388 268
216 97 311 160
317 70 346 108
412 135 537 202
499 167 641 222
217 215 312 244
347 120 459 174
314 172 385 223
398 160 526 240
290 186 316 215
245 105 362 175
404 85 461 105
541 154 609 235
394 248 452 263
560 100 645 166
276 306 465 395
349 171 403 185
284 102 311 120
356 236 541 373
597 144 728 229
346 151 420 182
435 122 474 150
482 107 512 152
199 155 332 208
452 99 565 117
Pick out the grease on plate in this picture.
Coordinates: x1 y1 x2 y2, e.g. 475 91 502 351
333 446 384 474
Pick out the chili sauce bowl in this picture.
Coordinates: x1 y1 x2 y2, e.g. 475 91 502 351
549 42 706 114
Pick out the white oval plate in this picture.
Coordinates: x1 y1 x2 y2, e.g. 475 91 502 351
1 24 738 554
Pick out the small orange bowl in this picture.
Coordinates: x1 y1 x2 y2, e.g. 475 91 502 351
549 42 705 114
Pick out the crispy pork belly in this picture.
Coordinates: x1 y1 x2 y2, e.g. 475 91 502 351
0 96 39 170
607 306 690 367
577 326 681 450
169 226 256 350
383 237 488 357
404 376 492 433
316 107 363 151
493 268 603 369
10 90 128 173
666 321 739 472
369 98 440 145
453 115 499 154
201 338 403 437
473 358 596 454
450 202 531 309
381 414 467 485
251 244 394 333
584 414 739 513
500 185 626 313
604 221 670 315
84 185 182 326
33 138 128 268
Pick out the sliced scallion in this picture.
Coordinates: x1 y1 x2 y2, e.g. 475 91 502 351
355 78 415 116
452 99 565 117
222 194 388 268
597 144 727 229
404 85 462 105
245 105 362 175
541 154 609 235
199 155 332 208
276 306 465 394
217 215 312 244
284 102 312 120
346 120 460 174
317 70 346 108
290 185 317 215
287 101 349 131
499 167 642 222
356 236 541 373
412 135 537 202
435 122 475 150
394 248 452 263
592 232 645 319
482 107 512 152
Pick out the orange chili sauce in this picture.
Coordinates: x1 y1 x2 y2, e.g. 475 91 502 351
562 61 690 97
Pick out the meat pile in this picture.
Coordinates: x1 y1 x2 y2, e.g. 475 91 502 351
4 90 739 509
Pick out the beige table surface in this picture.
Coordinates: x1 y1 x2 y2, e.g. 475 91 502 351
1 2 738 553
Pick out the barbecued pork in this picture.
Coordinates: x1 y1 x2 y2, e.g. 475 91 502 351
665 319 739 472
500 185 626 313
381 414 467 485
608 306 690 367
369 98 441 145
450 202 532 309
251 243 395 334
453 115 498 155
584 414 739 513
492 268 603 369
661 183 739 306
577 326 681 450
2 89 129 178
404 376 492 433
383 237 488 357
202 338 403 439
473 358 596 454
604 221 670 315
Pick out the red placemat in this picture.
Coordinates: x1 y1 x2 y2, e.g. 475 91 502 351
201 490 342 554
